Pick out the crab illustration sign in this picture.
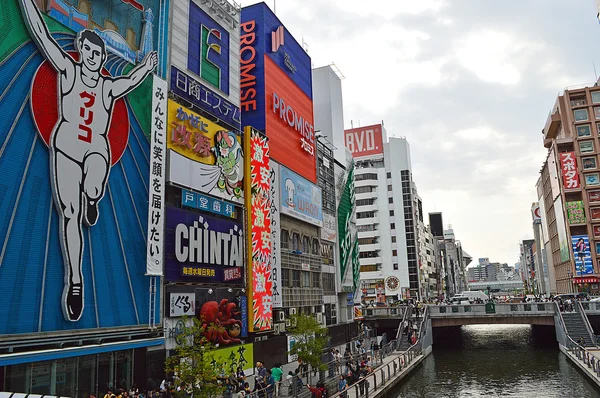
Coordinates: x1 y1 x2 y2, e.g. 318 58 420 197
167 100 244 203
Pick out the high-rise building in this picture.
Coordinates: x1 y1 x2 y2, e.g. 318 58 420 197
343 126 422 301
539 86 600 294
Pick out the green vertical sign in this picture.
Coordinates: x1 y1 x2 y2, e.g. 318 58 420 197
338 162 355 281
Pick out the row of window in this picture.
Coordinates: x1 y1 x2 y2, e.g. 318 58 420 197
281 269 322 288
281 230 320 255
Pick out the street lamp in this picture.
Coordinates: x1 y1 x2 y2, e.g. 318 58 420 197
567 270 573 293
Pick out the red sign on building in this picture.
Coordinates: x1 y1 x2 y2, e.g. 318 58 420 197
559 152 580 189
344 124 384 158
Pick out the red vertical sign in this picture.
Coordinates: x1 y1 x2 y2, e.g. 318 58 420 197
560 152 580 189
244 127 273 331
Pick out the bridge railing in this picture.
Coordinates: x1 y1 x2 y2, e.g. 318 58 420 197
428 303 555 317
362 306 405 319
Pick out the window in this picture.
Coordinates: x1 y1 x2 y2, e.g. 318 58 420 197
593 92 600 104
580 141 594 154
594 225 600 238
356 186 373 194
292 233 301 251
391 236 396 243
323 273 335 293
301 271 311 287
292 270 301 287
388 185 393 191
583 157 597 170
389 210 394 216
282 268 290 287
355 173 378 181
577 124 592 137
595 107 600 120
571 94 587 106
591 208 600 220
393 264 398 270
586 173 600 186
302 236 311 253
392 250 397 256
575 109 589 121
312 239 320 255
387 172 391 178
390 223 395 229
282 230 289 248
388 198 393 204
357 211 375 219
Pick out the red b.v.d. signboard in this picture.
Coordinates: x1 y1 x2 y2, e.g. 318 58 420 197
344 124 384 158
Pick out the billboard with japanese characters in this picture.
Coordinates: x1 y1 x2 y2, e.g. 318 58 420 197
0 0 167 332
270 163 282 309
240 3 316 182
560 151 580 190
280 165 323 227
566 201 586 225
244 127 273 331
164 207 244 284
166 100 244 204
169 0 241 131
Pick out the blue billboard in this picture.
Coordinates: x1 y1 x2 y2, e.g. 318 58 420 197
0 0 166 334
240 2 313 133
279 165 323 227
572 235 594 275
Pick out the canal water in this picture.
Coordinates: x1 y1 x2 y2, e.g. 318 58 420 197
391 324 600 397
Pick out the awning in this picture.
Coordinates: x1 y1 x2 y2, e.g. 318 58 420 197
0 337 163 366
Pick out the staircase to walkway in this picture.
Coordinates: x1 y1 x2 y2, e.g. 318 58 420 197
562 311 595 347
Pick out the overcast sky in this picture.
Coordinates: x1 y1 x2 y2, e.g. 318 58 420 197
240 0 600 265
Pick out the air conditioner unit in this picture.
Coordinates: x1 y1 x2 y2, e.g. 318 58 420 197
279 322 286 332
274 324 281 335
290 308 297 315
316 313 323 324
285 319 291 328
277 311 286 322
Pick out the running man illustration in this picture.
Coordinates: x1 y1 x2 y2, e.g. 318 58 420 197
20 0 157 321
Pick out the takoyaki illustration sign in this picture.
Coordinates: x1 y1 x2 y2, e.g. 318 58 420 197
167 100 243 203
165 207 244 283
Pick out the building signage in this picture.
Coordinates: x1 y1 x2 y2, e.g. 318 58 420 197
240 4 316 182
338 163 356 280
170 66 241 131
531 202 541 225
167 100 244 204
169 293 196 317
244 127 273 331
270 163 283 308
594 225 600 238
566 201 586 225
592 208 600 220
321 213 337 242
196 287 247 345
572 235 594 275
2 0 166 327
265 57 316 182
560 152 580 189
590 190 600 203
164 318 194 350
344 124 384 158
165 207 244 283
213 343 254 374
182 189 237 218
147 76 167 276
280 165 323 227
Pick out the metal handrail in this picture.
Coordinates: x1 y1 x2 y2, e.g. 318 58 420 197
395 305 410 341
575 301 598 346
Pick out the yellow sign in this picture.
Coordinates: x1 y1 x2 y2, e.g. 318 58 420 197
212 343 254 374
167 100 244 202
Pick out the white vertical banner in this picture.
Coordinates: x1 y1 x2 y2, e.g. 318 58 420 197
270 163 283 308
146 76 168 276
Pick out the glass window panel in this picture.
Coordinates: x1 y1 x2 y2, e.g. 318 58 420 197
595 107 600 119
577 124 592 137
575 109 589 121
583 157 597 170
580 141 594 153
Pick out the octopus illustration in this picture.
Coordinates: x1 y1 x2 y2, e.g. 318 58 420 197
199 298 243 345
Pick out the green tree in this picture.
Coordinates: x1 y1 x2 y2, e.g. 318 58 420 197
165 317 225 398
288 313 329 372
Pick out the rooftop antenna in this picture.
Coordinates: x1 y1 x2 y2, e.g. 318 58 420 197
274 0 276 14
594 60 598 82
351 120 353 128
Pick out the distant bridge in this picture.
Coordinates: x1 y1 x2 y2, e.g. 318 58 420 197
362 302 600 327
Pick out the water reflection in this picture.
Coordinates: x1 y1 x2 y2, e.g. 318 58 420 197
392 325 600 398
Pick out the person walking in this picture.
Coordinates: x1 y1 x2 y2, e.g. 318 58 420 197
271 364 283 397
337 375 348 398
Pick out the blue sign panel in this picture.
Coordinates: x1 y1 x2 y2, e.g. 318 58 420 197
182 189 237 218
279 165 323 227
170 66 241 131
240 3 312 134
187 1 230 95
572 235 594 275
165 207 245 284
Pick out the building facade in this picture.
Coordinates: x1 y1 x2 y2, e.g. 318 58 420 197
539 86 600 294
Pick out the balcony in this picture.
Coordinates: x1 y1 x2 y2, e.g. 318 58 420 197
356 191 378 201
543 101 562 148
359 257 382 266
359 243 382 252
355 179 378 188
358 229 380 239
356 216 379 226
